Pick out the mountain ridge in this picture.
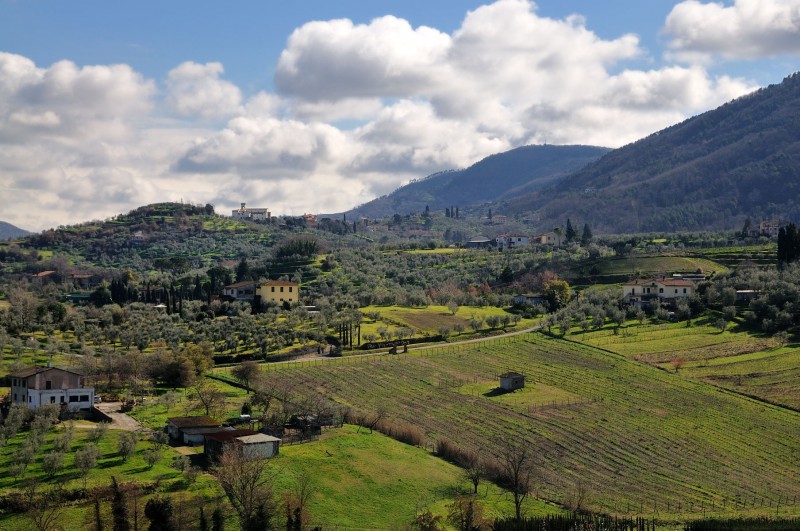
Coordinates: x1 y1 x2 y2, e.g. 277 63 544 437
342 144 611 218
508 72 800 232
0 221 30 240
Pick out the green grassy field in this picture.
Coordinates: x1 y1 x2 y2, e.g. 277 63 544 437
360 304 536 341
569 320 799 409
255 333 800 520
272 424 561 527
0 422 562 529
592 255 728 276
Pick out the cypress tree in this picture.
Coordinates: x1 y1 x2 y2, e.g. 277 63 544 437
565 218 577 242
111 477 130 531
581 223 593 245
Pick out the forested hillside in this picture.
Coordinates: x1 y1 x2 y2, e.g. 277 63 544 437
508 72 800 233
344 144 609 218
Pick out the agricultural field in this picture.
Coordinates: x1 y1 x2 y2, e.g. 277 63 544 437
569 320 799 409
591 255 728 277
359 304 536 342
253 333 800 520
692 245 776 268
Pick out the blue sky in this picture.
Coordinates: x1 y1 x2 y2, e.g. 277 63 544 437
1 0 799 229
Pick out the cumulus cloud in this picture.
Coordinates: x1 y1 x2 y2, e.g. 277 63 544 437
276 15 451 101
0 1 768 231
166 61 243 119
665 0 800 60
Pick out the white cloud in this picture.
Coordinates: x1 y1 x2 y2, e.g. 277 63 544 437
0 1 768 231
275 15 451 101
165 61 242 120
665 0 800 60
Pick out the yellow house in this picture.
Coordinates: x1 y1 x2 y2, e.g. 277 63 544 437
259 280 299 304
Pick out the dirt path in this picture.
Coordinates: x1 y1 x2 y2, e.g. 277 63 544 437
94 401 145 432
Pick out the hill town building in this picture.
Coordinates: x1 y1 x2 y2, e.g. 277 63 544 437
232 203 270 221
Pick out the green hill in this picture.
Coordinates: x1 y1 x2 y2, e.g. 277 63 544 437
344 144 610 218
256 333 800 519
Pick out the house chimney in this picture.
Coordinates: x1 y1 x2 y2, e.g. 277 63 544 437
240 203 246 210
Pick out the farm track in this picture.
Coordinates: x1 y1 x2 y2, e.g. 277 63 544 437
256 332 800 517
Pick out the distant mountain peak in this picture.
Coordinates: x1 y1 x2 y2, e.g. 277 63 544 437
0 221 31 240
342 144 610 218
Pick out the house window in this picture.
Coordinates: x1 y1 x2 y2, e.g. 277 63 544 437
69 396 79 403
50 396 56 403
46 381 52 390
80 395 89 402
13 393 16 401
60 396 65 403
683 288 687 294
288 287 293 292
675 289 678 294
29 396 32 402
280 287 284 293
271 287 275 292
659 288 664 293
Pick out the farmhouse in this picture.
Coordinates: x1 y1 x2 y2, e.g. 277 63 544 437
222 280 259 301
499 371 525 391
536 231 561 246
622 278 695 306
204 429 281 462
495 234 529 251
166 416 223 445
258 280 299 304
8 366 94 412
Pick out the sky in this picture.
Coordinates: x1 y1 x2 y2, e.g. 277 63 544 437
1 0 799 231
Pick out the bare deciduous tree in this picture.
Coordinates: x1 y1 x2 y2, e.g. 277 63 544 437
22 480 64 531
212 447 276 531
191 380 227 419
497 435 535 522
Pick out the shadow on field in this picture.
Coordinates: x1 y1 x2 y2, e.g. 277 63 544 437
483 387 511 397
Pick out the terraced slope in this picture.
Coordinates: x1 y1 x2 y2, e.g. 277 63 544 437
255 334 800 519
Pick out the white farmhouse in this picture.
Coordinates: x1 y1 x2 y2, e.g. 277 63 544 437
8 366 94 412
622 278 695 307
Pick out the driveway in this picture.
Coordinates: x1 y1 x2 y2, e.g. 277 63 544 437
94 401 145 432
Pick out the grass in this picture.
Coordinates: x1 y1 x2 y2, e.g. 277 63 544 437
569 319 798 409
256 333 800 520
592 255 728 276
0 424 184 492
272 425 562 527
360 304 536 340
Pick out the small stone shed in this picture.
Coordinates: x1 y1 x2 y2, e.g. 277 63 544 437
499 371 525 391
204 429 281 462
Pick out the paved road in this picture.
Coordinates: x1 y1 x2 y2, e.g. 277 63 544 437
94 401 145 432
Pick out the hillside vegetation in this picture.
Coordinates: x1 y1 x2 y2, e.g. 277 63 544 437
345 144 609 218
254 333 800 519
508 73 800 233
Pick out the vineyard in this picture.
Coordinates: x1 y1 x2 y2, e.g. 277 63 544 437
570 321 799 409
237 333 800 520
